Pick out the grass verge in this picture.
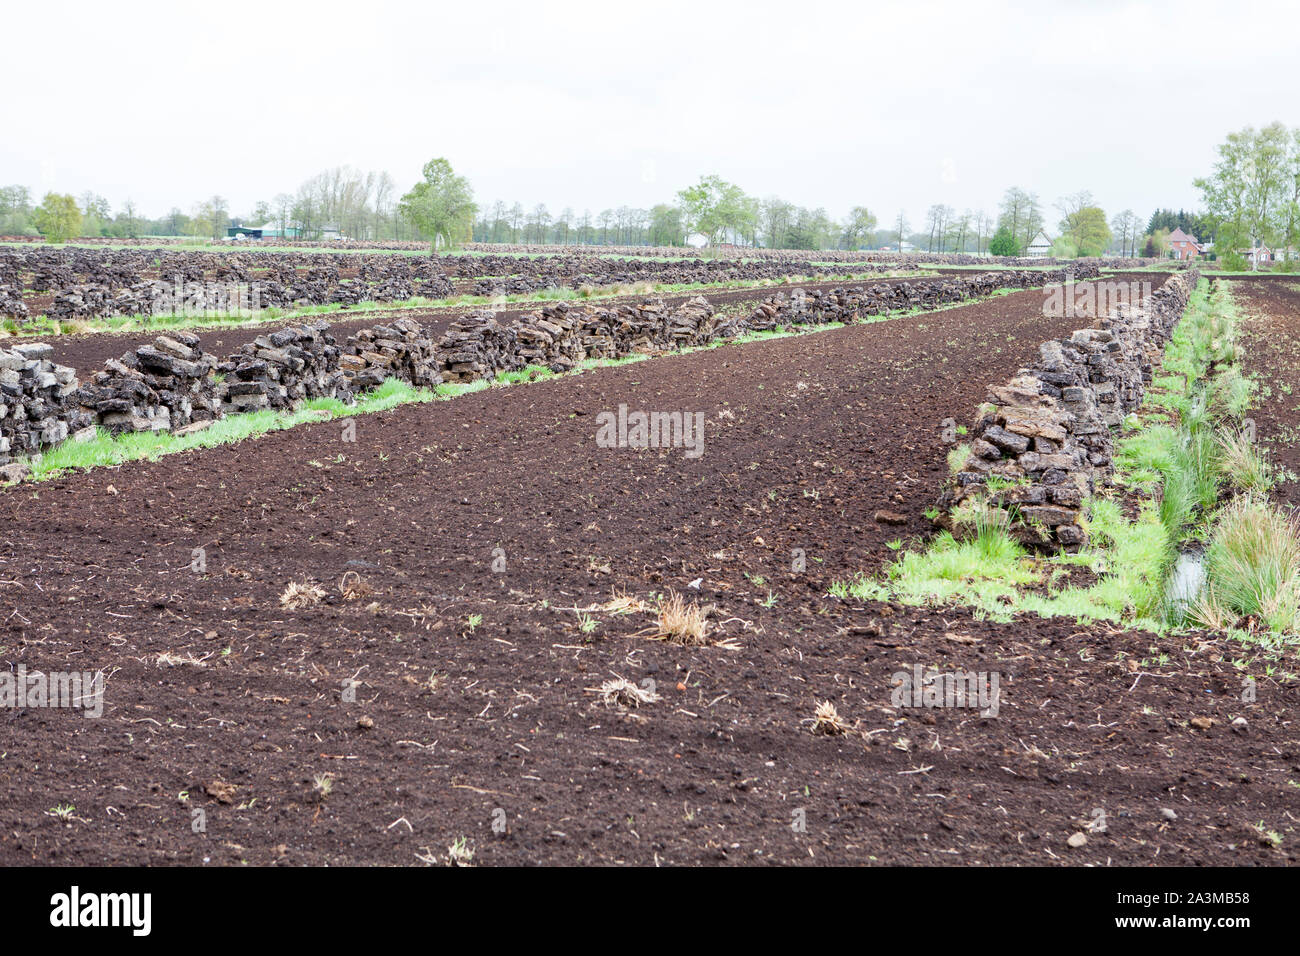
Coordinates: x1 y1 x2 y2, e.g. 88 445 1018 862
832 278 1299 645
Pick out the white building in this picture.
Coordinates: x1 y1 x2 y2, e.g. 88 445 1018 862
1025 229 1053 257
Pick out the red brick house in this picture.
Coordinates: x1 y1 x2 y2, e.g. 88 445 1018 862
1168 227 1201 260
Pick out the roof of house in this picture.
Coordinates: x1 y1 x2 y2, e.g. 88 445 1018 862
1168 227 1199 244
1026 229 1052 247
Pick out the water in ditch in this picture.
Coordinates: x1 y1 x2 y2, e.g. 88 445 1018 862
1166 547 1206 620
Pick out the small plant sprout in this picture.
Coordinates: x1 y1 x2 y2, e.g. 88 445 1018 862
448 836 475 866
1252 822 1283 848
465 613 483 632
312 773 335 799
947 443 972 474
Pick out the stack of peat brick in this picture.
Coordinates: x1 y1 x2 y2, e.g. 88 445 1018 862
940 269 1199 550
106 281 174 319
435 311 520 383
48 285 118 320
372 277 415 302
511 304 587 373
579 297 716 358
340 318 442 390
662 295 717 348
0 343 90 479
77 333 220 435
215 323 349 413
415 275 454 300
0 285 27 321
740 266 1103 333
329 281 370 306
428 295 722 381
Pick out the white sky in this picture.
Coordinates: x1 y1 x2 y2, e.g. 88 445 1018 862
3 0 1296 230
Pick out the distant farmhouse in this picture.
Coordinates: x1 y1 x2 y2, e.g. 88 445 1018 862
226 222 303 240
1167 227 1201 260
1239 245 1296 266
1025 229 1052 257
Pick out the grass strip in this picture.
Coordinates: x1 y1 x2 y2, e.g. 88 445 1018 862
830 278 1300 646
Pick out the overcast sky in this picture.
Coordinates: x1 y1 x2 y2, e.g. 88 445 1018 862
4 0 1296 230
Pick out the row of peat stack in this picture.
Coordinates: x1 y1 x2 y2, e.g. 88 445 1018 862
940 268 1199 550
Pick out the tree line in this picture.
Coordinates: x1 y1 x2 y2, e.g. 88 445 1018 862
472 178 880 251
0 160 1206 257
0 166 439 245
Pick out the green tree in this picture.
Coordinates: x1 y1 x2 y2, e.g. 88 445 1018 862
79 192 111 236
785 206 834 250
761 197 795 249
997 187 1042 255
648 204 684 246
1276 126 1300 265
1049 237 1079 258
893 211 910 252
1110 209 1139 256
676 175 752 245
1148 227 1172 258
33 193 82 243
1059 204 1111 257
0 185 34 234
841 206 878 250
988 224 1019 256
398 158 477 252
1196 123 1292 271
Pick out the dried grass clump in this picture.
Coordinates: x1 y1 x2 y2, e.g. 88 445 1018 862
809 700 849 736
1190 498 1300 635
650 590 710 645
155 650 211 668
1216 428 1273 495
601 590 649 615
339 571 374 602
593 676 660 709
280 579 328 610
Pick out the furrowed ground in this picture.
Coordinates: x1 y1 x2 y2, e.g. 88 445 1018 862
1234 277 1300 509
1 276 1295 866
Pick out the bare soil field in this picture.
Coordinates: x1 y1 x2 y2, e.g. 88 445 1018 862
2 278 1293 866
1232 278 1300 509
